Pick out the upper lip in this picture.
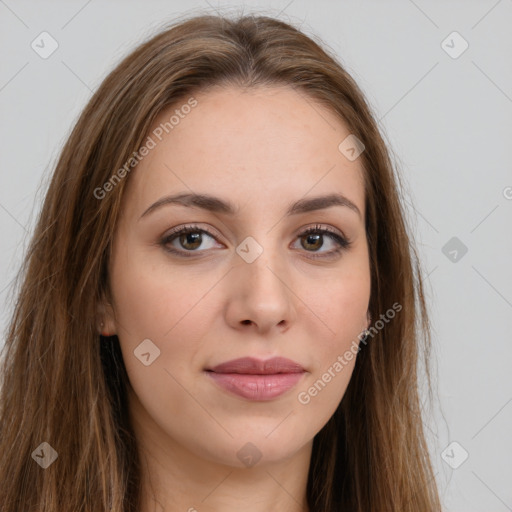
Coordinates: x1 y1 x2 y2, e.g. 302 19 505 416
206 357 305 374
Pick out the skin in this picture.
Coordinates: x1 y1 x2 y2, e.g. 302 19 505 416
100 85 371 512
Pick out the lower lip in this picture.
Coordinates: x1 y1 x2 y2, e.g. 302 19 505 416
206 371 304 401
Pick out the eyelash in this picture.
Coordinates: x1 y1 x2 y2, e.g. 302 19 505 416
160 223 352 260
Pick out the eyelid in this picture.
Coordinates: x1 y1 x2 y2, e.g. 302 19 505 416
163 223 222 242
293 223 348 242
163 223 348 243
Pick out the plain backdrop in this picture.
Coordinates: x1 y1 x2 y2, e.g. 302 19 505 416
1 1 511 510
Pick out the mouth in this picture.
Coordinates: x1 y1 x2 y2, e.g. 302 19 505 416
204 357 306 401
205 356 305 374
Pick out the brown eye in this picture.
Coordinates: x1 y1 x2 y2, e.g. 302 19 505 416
301 233 324 251
293 225 350 256
178 232 202 251
161 224 221 257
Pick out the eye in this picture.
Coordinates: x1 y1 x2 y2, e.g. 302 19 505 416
160 223 352 259
160 224 221 257
291 224 351 259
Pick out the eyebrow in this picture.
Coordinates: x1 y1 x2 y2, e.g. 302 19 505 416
139 192 362 220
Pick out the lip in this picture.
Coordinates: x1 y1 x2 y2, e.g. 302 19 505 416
207 356 305 374
205 357 306 401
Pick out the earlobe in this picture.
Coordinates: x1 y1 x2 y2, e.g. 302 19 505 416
97 300 117 337
99 321 110 337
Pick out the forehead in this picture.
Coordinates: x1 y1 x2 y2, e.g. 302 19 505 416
122 85 366 219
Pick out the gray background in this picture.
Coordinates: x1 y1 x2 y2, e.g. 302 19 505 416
1 1 511 510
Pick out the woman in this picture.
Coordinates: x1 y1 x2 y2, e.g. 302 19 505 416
0 13 441 511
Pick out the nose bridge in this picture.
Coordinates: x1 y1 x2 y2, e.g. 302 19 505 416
236 236 287 298
229 232 294 328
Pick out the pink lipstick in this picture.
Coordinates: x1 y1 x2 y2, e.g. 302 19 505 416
205 357 305 401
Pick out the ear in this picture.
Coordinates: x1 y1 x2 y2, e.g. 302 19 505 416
97 299 117 337
366 311 372 330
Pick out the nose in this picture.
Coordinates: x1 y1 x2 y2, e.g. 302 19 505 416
224 249 296 335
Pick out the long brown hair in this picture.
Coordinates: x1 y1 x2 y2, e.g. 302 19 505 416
0 12 441 511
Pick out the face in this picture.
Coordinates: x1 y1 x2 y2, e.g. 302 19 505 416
102 85 371 468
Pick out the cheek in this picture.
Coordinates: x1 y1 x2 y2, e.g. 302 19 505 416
307 282 367 379
110 248 213 340
109 250 225 393
293 301 364 425
303 260 370 343
293 262 370 411
110 257 210 423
